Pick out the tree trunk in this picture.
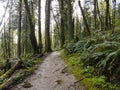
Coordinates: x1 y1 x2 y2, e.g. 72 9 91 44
24 0 39 54
112 0 116 33
105 0 110 30
51 8 60 37
18 0 22 58
58 0 66 48
67 0 74 41
38 0 43 53
0 60 21 79
45 0 52 52
78 0 91 35
94 0 97 30
8 24 11 58
60 0 65 48
25 14 28 54
31 1 35 29
4 22 7 59
0 70 23 90
96 0 104 31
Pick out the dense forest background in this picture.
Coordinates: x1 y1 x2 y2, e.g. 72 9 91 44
0 0 120 56
0 0 120 90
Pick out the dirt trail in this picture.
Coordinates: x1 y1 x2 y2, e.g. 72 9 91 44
10 51 85 90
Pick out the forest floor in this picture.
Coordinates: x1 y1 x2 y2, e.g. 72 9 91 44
10 51 85 90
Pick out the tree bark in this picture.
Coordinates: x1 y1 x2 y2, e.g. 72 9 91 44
8 23 11 58
24 0 39 54
45 0 52 52
0 70 23 90
78 0 91 35
67 0 74 41
0 60 21 80
105 0 110 30
60 0 65 48
112 0 116 33
38 0 43 53
18 0 22 58
94 0 97 30
25 14 28 54
51 8 60 37
4 22 7 59
96 0 104 31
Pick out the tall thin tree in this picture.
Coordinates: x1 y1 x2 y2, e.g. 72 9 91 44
18 0 22 58
59 0 65 48
94 0 97 30
96 0 104 31
38 0 42 53
67 0 74 41
112 0 116 33
105 0 111 30
45 0 52 52
78 0 91 35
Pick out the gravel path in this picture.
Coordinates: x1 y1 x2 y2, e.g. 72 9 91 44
10 51 85 90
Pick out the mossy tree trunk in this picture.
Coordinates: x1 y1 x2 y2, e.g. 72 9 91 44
45 0 52 52
24 0 39 54
67 0 74 42
105 0 111 30
58 0 65 48
38 0 43 53
18 0 22 58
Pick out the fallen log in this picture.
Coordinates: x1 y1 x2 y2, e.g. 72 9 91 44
21 54 42 67
0 69 24 90
0 60 21 80
1 54 41 80
0 54 42 90
0 75 16 90
27 54 43 61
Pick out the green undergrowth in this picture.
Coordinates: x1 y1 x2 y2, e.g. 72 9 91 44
15 56 42 84
0 53 42 87
61 49 119 90
0 59 7 76
61 50 99 90
61 30 120 90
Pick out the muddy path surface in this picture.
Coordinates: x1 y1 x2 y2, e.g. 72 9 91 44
10 51 85 90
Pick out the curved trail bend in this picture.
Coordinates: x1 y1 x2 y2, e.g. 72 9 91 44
11 51 85 90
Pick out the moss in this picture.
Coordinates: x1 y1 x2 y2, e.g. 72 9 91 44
60 50 104 90
31 58 41 65
0 61 20 84
0 70 4 76
61 49 120 90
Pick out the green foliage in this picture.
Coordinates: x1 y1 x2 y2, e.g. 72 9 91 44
64 31 120 89
61 50 119 90
15 72 25 83
15 59 40 84
0 59 6 68
65 42 74 54
81 66 94 78
21 57 40 68
93 76 106 88
15 67 35 83
73 40 87 53
0 70 4 76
